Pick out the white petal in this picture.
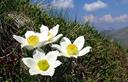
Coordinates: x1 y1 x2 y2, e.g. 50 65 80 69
57 42 68 57
22 58 36 68
60 42 68 49
60 37 71 50
51 44 62 52
49 24 59 37
41 68 55 76
33 50 45 61
43 41 49 46
46 51 58 62
61 37 71 44
79 46 91 56
39 33 48 42
52 34 63 43
53 60 62 68
25 31 36 38
35 42 44 48
59 52 70 58
73 36 85 50
23 45 34 50
40 24 49 33
29 68 40 75
70 55 78 58
13 35 26 44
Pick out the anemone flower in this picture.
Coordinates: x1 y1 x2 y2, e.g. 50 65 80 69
40 24 63 45
13 30 48 50
52 36 91 58
22 50 62 76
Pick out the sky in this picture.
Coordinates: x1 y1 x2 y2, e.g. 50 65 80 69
33 0 128 31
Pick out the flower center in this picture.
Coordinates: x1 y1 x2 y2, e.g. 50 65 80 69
27 35 39 47
66 44 78 56
37 59 50 71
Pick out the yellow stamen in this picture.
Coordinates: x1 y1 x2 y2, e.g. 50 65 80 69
37 59 50 71
66 44 78 56
27 35 39 47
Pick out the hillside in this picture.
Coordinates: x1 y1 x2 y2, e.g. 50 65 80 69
101 27 128 48
0 0 128 82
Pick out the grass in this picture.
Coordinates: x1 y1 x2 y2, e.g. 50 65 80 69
0 0 128 82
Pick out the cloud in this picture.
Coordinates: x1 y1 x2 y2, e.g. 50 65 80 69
84 14 128 23
100 14 128 23
84 14 128 30
51 0 74 9
99 14 114 22
84 15 95 23
84 0 108 12
115 14 128 22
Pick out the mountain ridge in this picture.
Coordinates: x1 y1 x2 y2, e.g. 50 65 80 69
101 27 128 48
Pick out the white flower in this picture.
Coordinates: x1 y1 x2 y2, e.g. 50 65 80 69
52 36 91 58
22 50 62 76
13 30 48 50
40 24 63 45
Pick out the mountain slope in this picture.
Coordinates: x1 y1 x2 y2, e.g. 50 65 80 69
0 0 128 82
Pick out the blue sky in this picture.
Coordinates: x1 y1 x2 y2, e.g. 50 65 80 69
33 0 128 31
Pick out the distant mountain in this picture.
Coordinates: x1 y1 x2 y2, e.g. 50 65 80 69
101 27 128 48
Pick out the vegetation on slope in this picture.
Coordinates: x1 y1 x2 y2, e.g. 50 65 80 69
0 0 128 82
